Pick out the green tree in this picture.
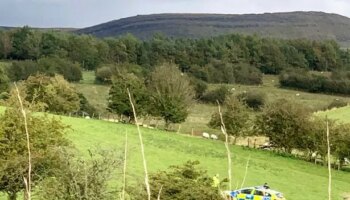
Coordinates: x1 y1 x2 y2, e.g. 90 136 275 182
256 99 311 153
108 72 149 119
22 74 80 113
209 96 250 140
0 67 9 94
0 92 68 200
148 64 194 128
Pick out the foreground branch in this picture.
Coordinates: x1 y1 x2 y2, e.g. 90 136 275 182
240 155 251 189
127 88 151 200
217 101 232 190
14 83 31 200
326 118 332 200
121 131 128 200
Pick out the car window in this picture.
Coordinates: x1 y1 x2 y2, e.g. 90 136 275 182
240 189 253 194
265 192 272 197
254 190 264 196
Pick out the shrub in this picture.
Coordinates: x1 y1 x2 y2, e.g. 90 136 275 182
132 161 223 200
21 74 80 113
190 78 208 99
201 85 230 104
237 91 266 110
327 99 348 110
233 63 262 85
95 66 113 84
38 149 120 200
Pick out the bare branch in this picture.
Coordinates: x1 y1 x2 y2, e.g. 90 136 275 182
217 100 232 190
326 117 332 200
14 82 31 200
127 88 151 200
157 185 163 200
240 155 251 188
122 131 128 200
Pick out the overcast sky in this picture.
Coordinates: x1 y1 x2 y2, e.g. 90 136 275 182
1 0 350 28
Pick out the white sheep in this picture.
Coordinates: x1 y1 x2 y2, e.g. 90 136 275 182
202 132 210 139
210 134 218 140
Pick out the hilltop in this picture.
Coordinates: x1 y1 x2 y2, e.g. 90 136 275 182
77 11 350 46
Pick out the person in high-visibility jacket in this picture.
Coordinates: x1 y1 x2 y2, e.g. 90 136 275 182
212 174 220 188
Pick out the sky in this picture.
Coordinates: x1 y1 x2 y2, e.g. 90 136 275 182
1 0 350 28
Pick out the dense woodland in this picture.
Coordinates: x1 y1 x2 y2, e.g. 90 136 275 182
1 27 350 85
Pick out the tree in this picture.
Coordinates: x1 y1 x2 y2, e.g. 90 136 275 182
10 27 41 60
0 92 68 200
133 161 223 200
22 74 80 113
209 96 250 140
148 64 194 128
0 31 12 59
108 71 149 119
0 67 9 94
256 99 311 153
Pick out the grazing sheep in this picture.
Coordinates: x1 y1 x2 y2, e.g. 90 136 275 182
345 157 350 165
202 132 210 139
210 134 218 140
85 116 90 119
296 93 300 96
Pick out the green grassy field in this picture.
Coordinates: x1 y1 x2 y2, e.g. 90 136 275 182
3 114 349 199
316 106 350 123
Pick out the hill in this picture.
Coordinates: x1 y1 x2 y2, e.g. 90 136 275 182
1 108 349 199
77 11 350 46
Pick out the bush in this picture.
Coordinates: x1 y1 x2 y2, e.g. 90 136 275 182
280 69 350 95
7 58 82 82
237 91 266 110
190 78 208 99
95 66 113 84
38 149 120 200
233 63 262 85
327 99 348 110
132 161 223 200
21 74 80 113
201 85 230 104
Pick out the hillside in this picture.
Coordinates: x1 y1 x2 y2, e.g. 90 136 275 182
77 11 350 46
1 109 349 199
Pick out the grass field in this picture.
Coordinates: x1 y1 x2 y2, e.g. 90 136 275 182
316 106 350 123
2 113 349 199
75 72 350 135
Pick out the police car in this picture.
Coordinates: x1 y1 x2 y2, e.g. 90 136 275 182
223 186 286 200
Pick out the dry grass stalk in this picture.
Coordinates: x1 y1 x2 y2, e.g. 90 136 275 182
14 83 31 200
121 131 128 200
217 101 232 190
157 185 163 200
127 88 151 200
240 155 251 189
326 118 332 200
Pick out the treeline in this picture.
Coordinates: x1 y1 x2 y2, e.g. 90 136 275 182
2 27 350 85
210 95 350 169
280 69 350 95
